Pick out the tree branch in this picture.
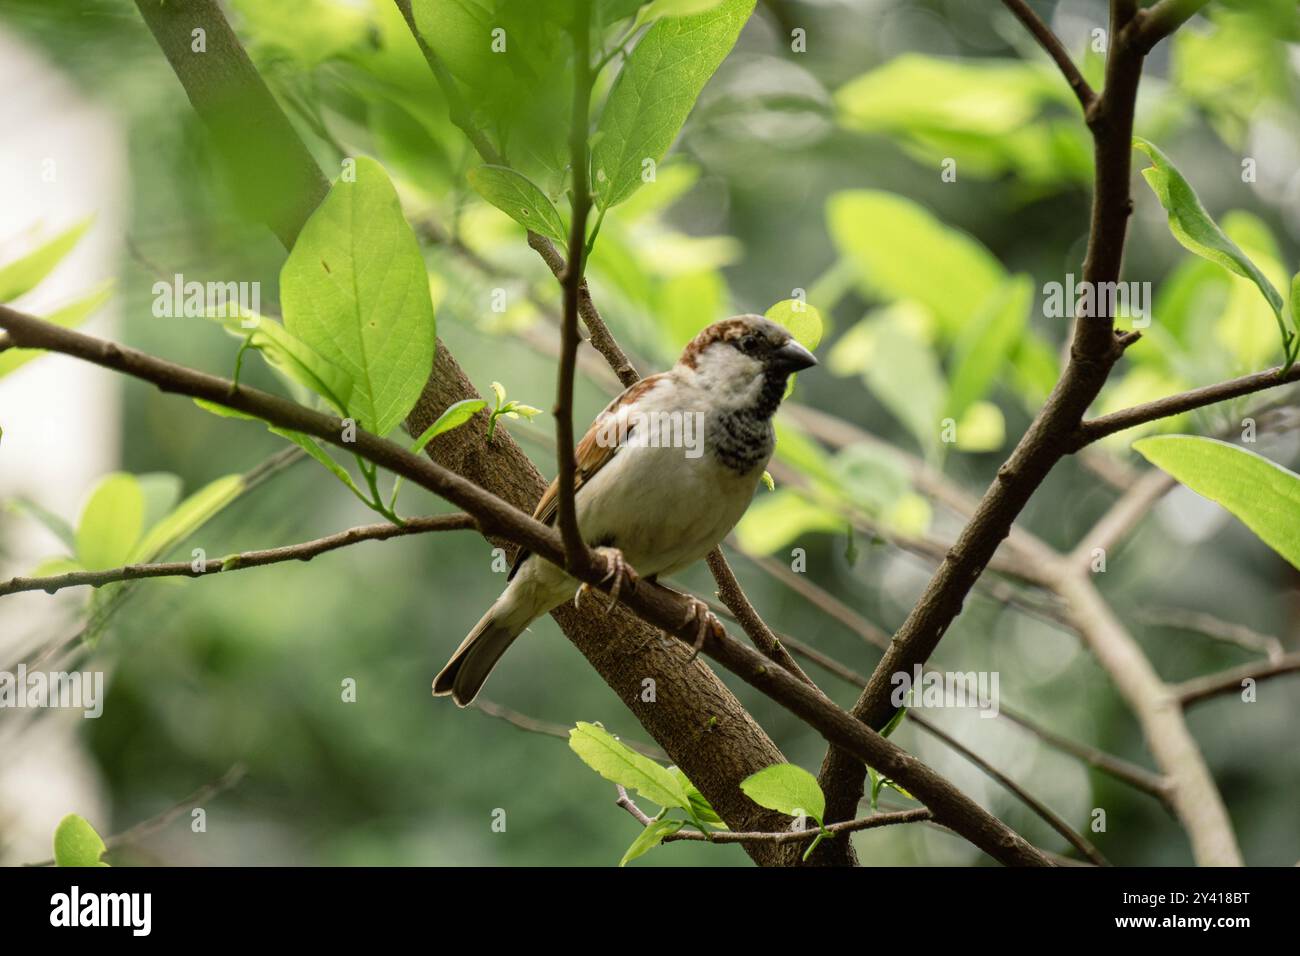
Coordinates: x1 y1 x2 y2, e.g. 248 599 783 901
554 5 595 572
1132 0 1214 52
1175 653 1300 708
1139 607 1287 663
0 514 476 598
999 0 1097 111
1071 363 1300 448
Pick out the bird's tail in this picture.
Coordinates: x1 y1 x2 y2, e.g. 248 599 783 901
433 595 533 707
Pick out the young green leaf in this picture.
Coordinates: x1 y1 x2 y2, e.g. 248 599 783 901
389 398 488 509
75 473 145 571
739 763 826 826
619 817 684 866
467 165 567 244
136 473 183 535
53 814 109 867
410 399 488 456
569 722 691 810
1133 137 1294 358
131 475 245 563
1133 435 1300 571
668 766 727 828
826 190 1005 338
764 299 823 351
592 0 755 209
766 299 823 397
280 157 435 437
734 489 842 554
0 216 93 303
944 275 1032 421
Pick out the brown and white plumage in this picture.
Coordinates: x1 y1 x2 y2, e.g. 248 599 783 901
434 314 817 705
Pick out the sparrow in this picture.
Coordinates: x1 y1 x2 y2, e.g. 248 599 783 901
434 314 818 706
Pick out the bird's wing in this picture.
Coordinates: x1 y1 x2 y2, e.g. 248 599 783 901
508 373 666 579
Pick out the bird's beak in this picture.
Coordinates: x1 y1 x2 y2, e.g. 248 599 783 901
773 339 818 372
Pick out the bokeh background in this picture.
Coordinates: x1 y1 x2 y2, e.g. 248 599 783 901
0 0 1297 866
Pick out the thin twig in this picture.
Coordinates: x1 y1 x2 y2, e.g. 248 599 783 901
614 786 932 845
1175 653 1300 708
705 550 815 685
24 763 247 866
1139 608 1287 663
0 514 476 598
472 698 667 760
1071 363 1300 448
999 0 1097 111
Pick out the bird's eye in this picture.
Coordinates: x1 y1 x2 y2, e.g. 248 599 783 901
739 334 759 353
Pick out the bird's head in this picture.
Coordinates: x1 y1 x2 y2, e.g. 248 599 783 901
677 314 817 414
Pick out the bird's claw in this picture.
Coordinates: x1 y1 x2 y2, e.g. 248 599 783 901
679 596 724 662
574 546 638 612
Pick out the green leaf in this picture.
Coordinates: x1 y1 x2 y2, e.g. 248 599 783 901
668 766 726 828
734 489 842 554
53 814 109 867
1133 435 1300 571
1133 137 1293 358
592 0 755 209
131 475 245 562
945 275 1032 420
620 817 684 866
881 704 908 738
640 0 727 22
0 217 93 302
765 299 824 350
740 763 825 826
569 722 691 810
137 473 183 535
467 165 567 244
846 306 947 454
6 497 76 550
827 190 1006 338
280 157 435 436
834 55 1089 186
0 282 113 379
75 473 145 571
410 399 488 456
954 400 1005 453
